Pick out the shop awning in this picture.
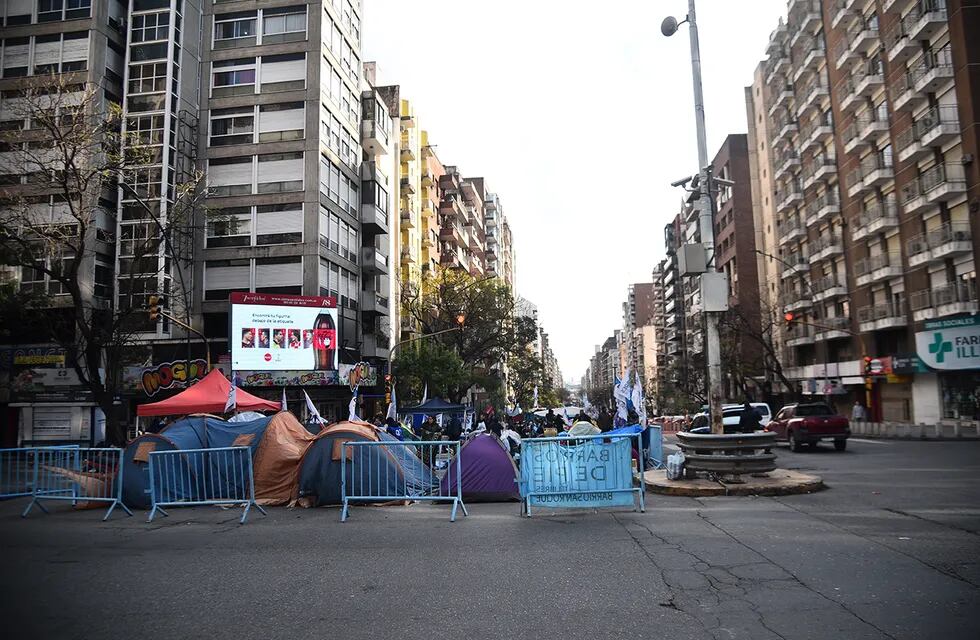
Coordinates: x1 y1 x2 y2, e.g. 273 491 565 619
136 369 281 417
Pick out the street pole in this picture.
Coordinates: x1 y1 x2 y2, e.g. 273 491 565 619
684 0 725 435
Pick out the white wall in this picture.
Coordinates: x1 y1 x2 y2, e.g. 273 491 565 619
912 373 941 425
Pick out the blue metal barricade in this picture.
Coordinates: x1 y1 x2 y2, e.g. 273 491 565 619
648 424 664 469
147 446 266 525
519 433 646 517
0 446 79 500
21 448 131 521
341 440 467 522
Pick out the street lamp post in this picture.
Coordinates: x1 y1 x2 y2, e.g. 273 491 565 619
662 0 726 435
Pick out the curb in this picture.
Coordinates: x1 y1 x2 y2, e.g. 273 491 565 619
643 468 825 497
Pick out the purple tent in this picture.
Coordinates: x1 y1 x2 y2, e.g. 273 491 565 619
441 435 520 502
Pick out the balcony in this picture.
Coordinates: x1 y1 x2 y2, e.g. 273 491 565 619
360 203 388 235
779 217 806 245
901 164 967 216
798 79 828 116
884 21 917 63
773 118 799 144
800 119 833 152
847 22 880 57
853 67 885 97
831 0 855 30
842 121 865 155
911 281 978 322
813 274 848 302
860 155 894 190
801 157 837 191
857 301 907 332
768 84 795 116
854 252 903 287
811 233 844 262
400 176 415 195
360 246 389 275
911 48 954 95
804 192 841 226
896 105 959 164
774 151 801 180
833 37 856 71
929 223 973 261
905 2 948 42
857 114 889 144
784 291 813 313
814 316 851 341
796 1 822 34
399 207 416 228
360 120 390 157
776 182 804 213
781 253 809 279
851 201 899 241
794 44 826 82
889 72 918 112
786 325 815 347
360 292 390 317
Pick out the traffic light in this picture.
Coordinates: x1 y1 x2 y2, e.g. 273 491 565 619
784 311 796 329
863 356 873 376
147 295 164 321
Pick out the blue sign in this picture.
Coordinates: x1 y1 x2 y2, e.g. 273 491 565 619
520 435 643 513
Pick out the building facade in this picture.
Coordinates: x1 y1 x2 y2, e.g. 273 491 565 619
749 0 980 423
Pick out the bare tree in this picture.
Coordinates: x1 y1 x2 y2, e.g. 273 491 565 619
0 76 204 444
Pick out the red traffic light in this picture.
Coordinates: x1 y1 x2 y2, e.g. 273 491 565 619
784 312 794 323
384 374 392 382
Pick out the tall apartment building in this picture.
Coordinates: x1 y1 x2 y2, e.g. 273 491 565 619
395 96 422 300
483 189 516 290
749 0 980 423
0 0 403 435
419 129 442 276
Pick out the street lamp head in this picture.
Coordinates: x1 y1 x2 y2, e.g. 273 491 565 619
661 16 679 37
456 313 466 327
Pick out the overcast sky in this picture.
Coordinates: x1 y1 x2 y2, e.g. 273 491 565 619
363 0 788 383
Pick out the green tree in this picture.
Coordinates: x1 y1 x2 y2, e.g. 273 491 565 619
400 268 537 403
507 347 543 409
391 341 467 405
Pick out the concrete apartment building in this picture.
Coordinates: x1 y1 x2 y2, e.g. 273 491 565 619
748 0 980 423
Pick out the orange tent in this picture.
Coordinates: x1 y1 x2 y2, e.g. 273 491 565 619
136 368 280 416
252 412 318 506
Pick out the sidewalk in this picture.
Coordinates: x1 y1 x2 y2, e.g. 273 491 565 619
851 420 980 441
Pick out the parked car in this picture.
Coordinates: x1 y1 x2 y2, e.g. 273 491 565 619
690 403 772 432
766 403 850 451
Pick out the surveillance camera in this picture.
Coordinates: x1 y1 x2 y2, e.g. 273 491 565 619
714 177 736 187
671 176 692 188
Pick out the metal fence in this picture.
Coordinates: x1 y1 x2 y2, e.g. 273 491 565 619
0 446 80 500
341 440 467 522
647 425 664 469
519 433 645 517
147 446 266 525
21 448 132 521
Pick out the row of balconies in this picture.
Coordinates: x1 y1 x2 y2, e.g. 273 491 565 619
781 251 809 280
854 252 903 287
846 155 894 198
769 83 795 117
775 180 804 213
812 273 848 302
803 191 841 226
851 201 899 242
839 67 885 113
834 19 880 71
857 300 907 332
792 38 826 83
810 233 844 263
906 222 972 268
910 281 978 322
779 216 806 246
797 77 829 117
799 117 834 153
890 47 955 112
895 105 960 164
884 2 948 64
801 155 836 191
774 150 801 180
900 163 967 216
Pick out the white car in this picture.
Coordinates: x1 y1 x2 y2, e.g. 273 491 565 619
694 403 772 429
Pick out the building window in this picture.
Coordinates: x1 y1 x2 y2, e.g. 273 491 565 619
262 6 306 44
211 58 256 97
255 256 302 295
257 152 303 193
258 102 304 142
206 207 251 248
131 12 169 44
214 13 257 49
128 61 167 94
209 106 254 146
256 203 303 245
259 53 305 92
2 37 29 77
208 156 252 196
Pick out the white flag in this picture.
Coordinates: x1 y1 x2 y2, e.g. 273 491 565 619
224 377 237 413
436 413 443 427
532 386 538 408
421 383 428 404
281 388 288 412
348 389 360 422
304 390 324 425
631 379 646 425
386 384 397 422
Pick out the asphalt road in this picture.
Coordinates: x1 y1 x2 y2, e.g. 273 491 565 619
1 439 978 640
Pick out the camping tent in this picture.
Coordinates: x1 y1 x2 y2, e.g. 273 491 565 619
440 434 519 501
251 412 317 505
136 369 280 417
295 421 437 507
121 415 271 508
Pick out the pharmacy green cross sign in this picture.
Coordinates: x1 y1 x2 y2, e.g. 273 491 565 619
917 317 980 370
927 333 952 363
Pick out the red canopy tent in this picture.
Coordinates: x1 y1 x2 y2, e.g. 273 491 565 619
136 368 281 417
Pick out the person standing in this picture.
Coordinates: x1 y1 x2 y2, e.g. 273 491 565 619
851 401 867 422
738 401 761 434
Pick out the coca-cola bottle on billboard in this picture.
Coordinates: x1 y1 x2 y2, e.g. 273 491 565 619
313 312 337 371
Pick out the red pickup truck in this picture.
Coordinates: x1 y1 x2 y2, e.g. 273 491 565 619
766 403 850 452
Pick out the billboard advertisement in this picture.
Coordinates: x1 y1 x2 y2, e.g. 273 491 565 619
230 292 338 372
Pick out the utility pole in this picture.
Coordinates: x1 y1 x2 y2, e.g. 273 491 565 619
663 0 726 434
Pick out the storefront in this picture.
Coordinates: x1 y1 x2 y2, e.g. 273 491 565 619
914 316 980 423
236 362 380 422
1 346 104 446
